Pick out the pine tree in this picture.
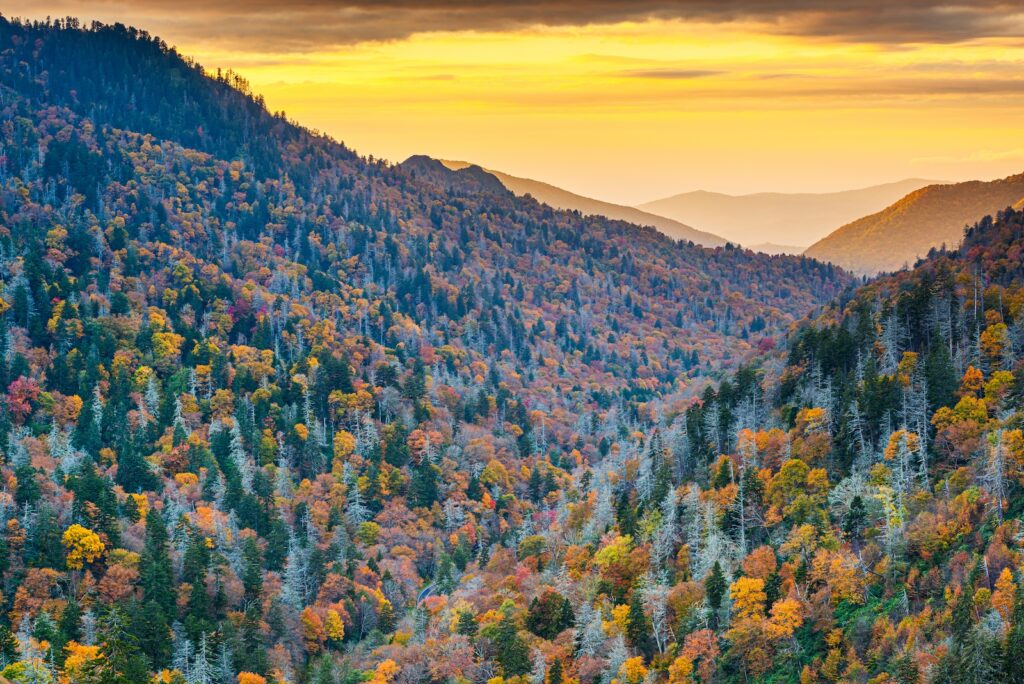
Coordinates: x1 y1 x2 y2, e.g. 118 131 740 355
409 462 439 509
455 610 478 638
56 595 82 656
141 510 175 616
925 340 958 410
843 495 868 547
494 604 531 677
625 593 654 659
81 608 151 683
131 599 172 669
183 534 212 640
706 561 727 627
548 658 564 684
241 536 264 607
0 625 17 667
115 430 159 492
1006 577 1024 682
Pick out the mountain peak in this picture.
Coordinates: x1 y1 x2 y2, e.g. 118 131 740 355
805 171 1024 274
437 160 728 246
400 155 509 196
637 178 939 247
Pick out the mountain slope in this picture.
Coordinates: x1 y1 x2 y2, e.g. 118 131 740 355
0 16 853 683
638 178 937 248
805 172 1024 274
747 242 806 255
441 159 727 247
401 155 510 196
671 205 1024 682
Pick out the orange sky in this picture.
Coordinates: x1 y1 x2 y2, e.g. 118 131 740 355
9 2 1024 204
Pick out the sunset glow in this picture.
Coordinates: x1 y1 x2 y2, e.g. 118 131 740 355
13 2 1024 202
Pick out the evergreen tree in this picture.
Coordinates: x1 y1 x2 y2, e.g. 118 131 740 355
14 462 40 507
625 593 654 659
526 590 574 640
455 610 478 638
0 625 18 667
130 600 172 669
182 533 212 640
1006 577 1024 682
843 495 868 546
115 432 160 492
706 561 727 627
409 463 439 508
925 341 958 410
548 658 564 684
78 608 151 683
493 605 531 677
140 510 175 616
241 536 264 606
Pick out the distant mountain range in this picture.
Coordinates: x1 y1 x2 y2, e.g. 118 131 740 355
747 242 806 256
636 179 938 248
805 172 1024 274
438 160 727 247
430 158 1024 276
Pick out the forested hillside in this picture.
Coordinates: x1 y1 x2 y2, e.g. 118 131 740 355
805 174 1024 274
0 16 857 684
637 180 937 251
436 160 727 248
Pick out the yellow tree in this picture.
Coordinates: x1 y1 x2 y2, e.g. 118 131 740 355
730 577 767 620
991 568 1017 622
325 609 346 642
668 655 695 684
63 524 105 570
237 674 267 684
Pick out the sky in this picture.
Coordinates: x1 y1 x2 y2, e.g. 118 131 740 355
8 1 1024 205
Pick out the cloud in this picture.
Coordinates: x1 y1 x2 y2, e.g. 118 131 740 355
624 69 722 79
9 1 1024 51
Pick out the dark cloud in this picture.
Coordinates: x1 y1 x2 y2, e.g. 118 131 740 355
12 1 1024 50
625 69 722 79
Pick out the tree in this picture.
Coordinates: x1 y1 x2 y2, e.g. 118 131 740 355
14 463 40 507
114 433 159 493
1006 577 1024 682
843 495 867 546
668 655 695 684
526 589 574 640
705 561 727 626
237 674 267 684
140 510 174 616
626 593 654 659
730 577 767 621
409 462 439 509
455 610 478 638
75 608 151 683
548 658 564 684
130 600 171 669
241 536 264 607
491 604 530 677
62 524 105 570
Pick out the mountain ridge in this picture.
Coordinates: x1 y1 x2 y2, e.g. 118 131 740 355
637 178 939 247
0 16 1021 684
805 172 1024 273
439 159 728 247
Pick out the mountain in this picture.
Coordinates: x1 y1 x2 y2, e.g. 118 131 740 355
805 172 1024 273
0 16 853 683
676 204 1024 682
637 179 937 248
746 242 805 255
401 155 510 196
441 159 727 247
